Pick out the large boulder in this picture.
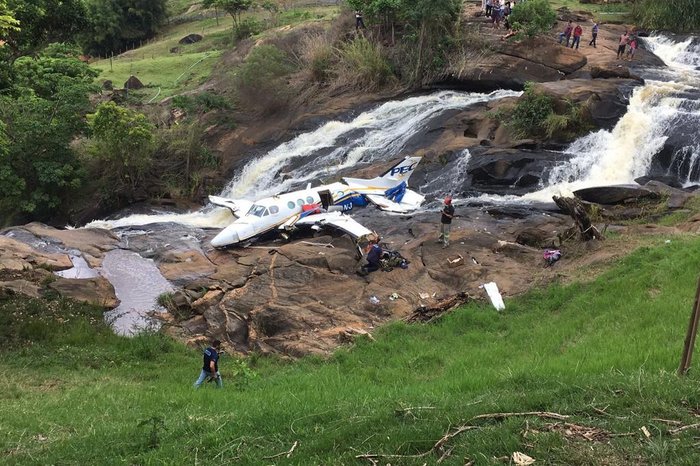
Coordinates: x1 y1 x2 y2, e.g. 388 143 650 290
124 75 144 90
179 33 203 45
574 185 660 205
533 78 642 130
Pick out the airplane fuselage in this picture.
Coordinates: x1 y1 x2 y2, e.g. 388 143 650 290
211 182 380 248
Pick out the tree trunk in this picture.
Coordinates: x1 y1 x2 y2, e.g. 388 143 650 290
553 195 604 241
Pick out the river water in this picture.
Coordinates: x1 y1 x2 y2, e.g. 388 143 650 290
80 34 699 334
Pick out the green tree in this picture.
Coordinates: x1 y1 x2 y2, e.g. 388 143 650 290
202 0 254 30
508 0 556 39
4 0 86 56
81 0 167 56
0 0 20 36
88 102 156 192
0 44 96 222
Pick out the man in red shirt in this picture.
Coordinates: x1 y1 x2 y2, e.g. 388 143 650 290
570 24 583 50
617 30 630 59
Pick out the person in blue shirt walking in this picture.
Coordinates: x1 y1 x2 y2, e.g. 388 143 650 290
193 339 223 388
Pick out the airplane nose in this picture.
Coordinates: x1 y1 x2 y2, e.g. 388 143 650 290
211 227 239 248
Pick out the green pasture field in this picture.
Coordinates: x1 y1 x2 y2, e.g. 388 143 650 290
92 2 341 103
2 233 700 464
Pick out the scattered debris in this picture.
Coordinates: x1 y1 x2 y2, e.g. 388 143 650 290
447 254 464 268
641 426 652 439
405 292 472 323
369 296 380 305
419 292 430 300
543 249 561 267
545 422 611 442
512 451 535 465
263 440 298 459
482 282 505 311
669 422 700 435
389 292 400 301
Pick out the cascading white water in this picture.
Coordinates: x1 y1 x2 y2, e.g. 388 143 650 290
483 34 700 204
220 92 517 201
87 90 518 229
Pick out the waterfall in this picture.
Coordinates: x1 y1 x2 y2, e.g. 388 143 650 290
489 34 700 203
87 90 518 229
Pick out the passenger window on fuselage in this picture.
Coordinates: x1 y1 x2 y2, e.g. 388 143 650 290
306 196 314 204
287 201 295 209
297 199 304 207
269 206 279 214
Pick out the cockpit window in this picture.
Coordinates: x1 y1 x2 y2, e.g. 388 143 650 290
248 205 267 217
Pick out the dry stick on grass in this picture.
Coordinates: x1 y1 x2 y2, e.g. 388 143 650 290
669 423 700 435
263 441 298 460
357 412 570 463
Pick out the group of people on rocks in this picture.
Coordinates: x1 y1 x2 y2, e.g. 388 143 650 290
484 0 518 31
558 21 640 60
616 29 639 60
558 20 598 50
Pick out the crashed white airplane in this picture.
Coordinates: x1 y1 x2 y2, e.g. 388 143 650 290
208 156 424 248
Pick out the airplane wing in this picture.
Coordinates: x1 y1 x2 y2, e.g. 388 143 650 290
294 211 373 239
208 195 254 218
365 189 425 213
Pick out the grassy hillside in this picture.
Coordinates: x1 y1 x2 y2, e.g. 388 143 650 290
2 234 700 464
91 2 341 102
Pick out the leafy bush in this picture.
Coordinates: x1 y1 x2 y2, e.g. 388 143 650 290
335 36 394 90
506 82 556 138
171 91 231 114
632 0 700 33
498 82 591 140
508 0 557 39
234 18 263 41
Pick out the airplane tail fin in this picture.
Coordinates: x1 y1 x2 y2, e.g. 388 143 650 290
379 156 422 183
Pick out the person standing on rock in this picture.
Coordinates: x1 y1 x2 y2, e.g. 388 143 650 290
627 34 638 61
437 197 455 249
617 30 629 59
559 21 573 47
570 23 583 50
589 22 599 48
355 10 366 30
193 339 223 389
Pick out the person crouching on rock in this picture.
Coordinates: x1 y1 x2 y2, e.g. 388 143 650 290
193 339 222 389
364 239 382 274
437 197 455 248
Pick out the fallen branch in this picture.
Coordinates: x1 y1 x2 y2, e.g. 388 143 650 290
300 241 335 248
405 292 473 323
469 411 569 422
263 441 298 459
669 423 700 435
652 418 682 426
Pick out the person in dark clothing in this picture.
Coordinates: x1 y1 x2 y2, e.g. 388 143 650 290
193 339 222 388
355 10 365 30
589 22 599 48
437 197 455 248
364 240 382 273
559 21 573 46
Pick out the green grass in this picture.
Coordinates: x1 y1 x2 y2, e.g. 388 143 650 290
91 4 340 103
3 235 700 464
549 0 633 23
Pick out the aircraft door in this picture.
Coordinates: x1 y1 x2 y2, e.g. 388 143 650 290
318 190 333 210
